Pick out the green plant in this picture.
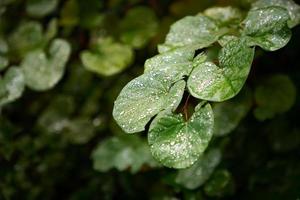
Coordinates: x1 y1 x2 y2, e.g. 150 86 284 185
113 0 300 168
1 0 300 199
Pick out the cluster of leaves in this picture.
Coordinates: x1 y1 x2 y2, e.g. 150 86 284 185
113 0 300 169
1 0 300 199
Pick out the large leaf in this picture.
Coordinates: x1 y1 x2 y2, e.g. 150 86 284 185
243 6 291 51
81 38 134 76
148 102 214 169
113 71 186 133
187 38 254 101
254 74 296 121
175 148 221 189
26 0 58 18
120 6 158 49
22 39 71 91
252 0 300 28
0 67 25 106
213 88 252 136
160 15 219 52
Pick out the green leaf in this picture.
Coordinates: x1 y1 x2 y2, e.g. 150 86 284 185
0 38 8 53
144 47 195 76
92 135 159 173
113 71 185 133
0 55 8 71
81 38 134 76
187 38 254 101
63 117 95 144
218 35 239 47
176 148 221 189
161 15 219 52
243 6 291 51
203 6 242 26
148 102 214 169
45 19 57 41
26 0 58 18
213 88 252 136
204 169 233 197
254 74 296 121
120 6 158 49
0 67 25 106
60 0 79 27
22 39 71 91
8 21 45 57
0 38 9 71
252 0 300 28
37 95 75 133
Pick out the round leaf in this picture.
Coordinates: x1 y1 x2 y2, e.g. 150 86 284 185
188 38 254 101
81 38 134 76
254 74 296 121
252 0 300 28
8 21 44 57
113 71 186 133
120 6 158 49
176 149 221 189
243 6 291 51
26 0 58 17
148 102 214 169
213 88 252 136
22 39 71 91
162 15 219 51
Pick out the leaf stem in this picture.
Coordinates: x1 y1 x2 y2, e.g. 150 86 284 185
183 94 190 121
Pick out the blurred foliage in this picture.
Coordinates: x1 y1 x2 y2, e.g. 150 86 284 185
0 0 300 199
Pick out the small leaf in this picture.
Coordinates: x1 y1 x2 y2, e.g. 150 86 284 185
0 39 9 71
63 117 95 144
162 15 219 51
203 6 242 26
148 102 214 169
204 169 233 197
60 0 79 27
252 0 300 28
213 88 252 136
176 148 221 189
243 6 291 51
8 21 45 57
0 56 8 71
92 135 158 173
188 38 254 101
254 74 296 121
22 39 71 91
0 67 25 106
45 19 57 41
26 0 58 18
37 95 75 133
120 6 158 49
81 37 134 76
113 71 185 133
